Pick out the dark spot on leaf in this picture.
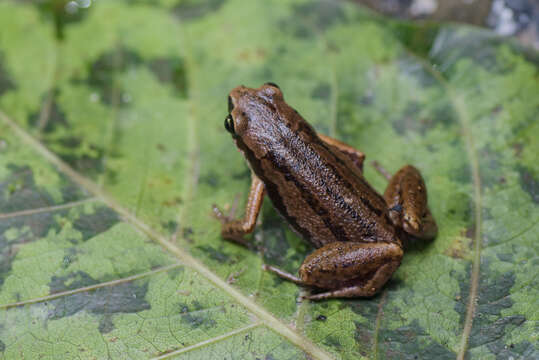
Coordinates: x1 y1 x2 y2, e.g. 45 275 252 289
62 248 79 268
490 340 535 358
73 205 119 241
80 46 142 107
98 315 115 334
311 83 331 100
288 0 345 38
162 220 179 235
379 320 454 359
183 227 194 242
49 274 150 320
496 252 513 262
28 89 69 133
0 165 54 213
455 259 524 355
57 136 82 148
516 165 539 203
148 56 188 97
50 271 99 293
35 0 91 39
200 170 219 187
172 0 225 20
0 199 76 289
0 52 15 96
60 144 106 178
431 101 457 128
359 91 374 105
192 300 204 310
180 303 217 329
196 245 231 263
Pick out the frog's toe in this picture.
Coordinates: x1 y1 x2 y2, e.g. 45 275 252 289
211 204 228 222
211 200 239 223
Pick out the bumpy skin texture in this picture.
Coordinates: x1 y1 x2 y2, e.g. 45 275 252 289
214 84 437 299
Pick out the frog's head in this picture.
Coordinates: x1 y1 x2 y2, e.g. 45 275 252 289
224 83 315 159
225 83 283 137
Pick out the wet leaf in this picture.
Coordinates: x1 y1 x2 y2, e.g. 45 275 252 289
0 0 537 359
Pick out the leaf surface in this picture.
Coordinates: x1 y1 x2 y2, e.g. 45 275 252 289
0 1 537 359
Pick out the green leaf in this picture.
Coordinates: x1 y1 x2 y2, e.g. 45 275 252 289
0 0 537 359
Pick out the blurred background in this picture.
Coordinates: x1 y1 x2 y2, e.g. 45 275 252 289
57 0 539 49
358 0 539 49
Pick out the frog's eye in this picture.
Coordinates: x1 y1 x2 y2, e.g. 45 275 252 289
264 82 280 89
224 114 235 134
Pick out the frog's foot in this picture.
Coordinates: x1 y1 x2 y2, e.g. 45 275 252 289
212 195 251 247
212 194 241 223
382 165 437 241
263 264 304 285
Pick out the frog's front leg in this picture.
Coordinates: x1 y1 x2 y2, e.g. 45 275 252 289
212 174 265 246
265 241 403 300
380 165 437 240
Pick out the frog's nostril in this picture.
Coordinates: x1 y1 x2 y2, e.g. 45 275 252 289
228 96 234 112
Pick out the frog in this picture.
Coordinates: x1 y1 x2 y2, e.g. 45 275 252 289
213 83 437 300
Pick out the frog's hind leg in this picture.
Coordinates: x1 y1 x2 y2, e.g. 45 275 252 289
380 164 437 241
265 241 403 300
263 265 304 285
305 260 402 300
299 241 403 300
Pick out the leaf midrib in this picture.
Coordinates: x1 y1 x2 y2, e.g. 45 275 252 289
0 110 334 360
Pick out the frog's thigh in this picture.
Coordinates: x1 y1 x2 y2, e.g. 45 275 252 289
306 260 401 300
300 241 403 299
318 134 365 172
214 174 265 245
384 165 437 240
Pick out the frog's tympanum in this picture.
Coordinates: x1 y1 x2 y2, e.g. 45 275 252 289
213 83 437 300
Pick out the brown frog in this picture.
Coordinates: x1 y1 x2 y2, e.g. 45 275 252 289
213 83 437 300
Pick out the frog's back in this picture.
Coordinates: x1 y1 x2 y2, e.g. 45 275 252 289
240 117 396 248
